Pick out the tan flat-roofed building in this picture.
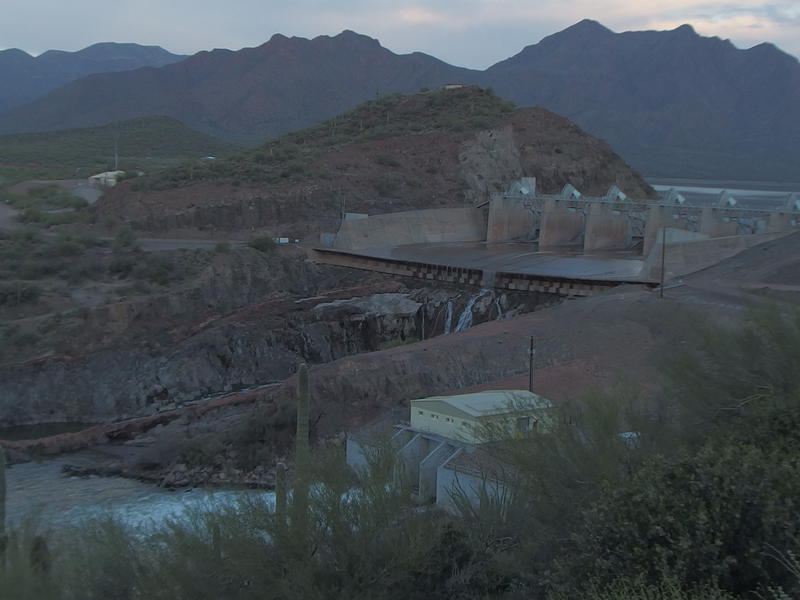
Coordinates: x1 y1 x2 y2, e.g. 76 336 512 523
410 390 552 444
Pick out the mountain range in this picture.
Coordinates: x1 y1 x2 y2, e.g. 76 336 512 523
1 22 798 181
0 42 185 113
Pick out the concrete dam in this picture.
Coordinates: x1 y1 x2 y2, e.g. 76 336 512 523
312 178 800 296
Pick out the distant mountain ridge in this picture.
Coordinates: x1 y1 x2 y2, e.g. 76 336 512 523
1 23 798 181
483 19 800 180
0 42 186 112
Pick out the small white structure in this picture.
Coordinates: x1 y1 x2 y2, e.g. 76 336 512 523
88 170 126 187
443 83 466 90
346 390 553 512
411 390 552 444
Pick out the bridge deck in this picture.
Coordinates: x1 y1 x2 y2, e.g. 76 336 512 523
312 242 656 297
373 241 646 281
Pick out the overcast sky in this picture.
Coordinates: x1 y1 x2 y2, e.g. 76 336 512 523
2 0 798 67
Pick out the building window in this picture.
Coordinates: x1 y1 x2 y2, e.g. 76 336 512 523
446 417 453 422
516 416 532 433
462 421 469 427
418 410 423 415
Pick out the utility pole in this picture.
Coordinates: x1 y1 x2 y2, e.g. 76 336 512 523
113 124 120 171
659 227 667 299
528 337 535 392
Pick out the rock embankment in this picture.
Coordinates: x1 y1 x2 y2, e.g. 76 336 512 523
0 270 554 427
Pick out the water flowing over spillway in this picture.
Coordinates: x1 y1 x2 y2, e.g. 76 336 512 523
443 299 454 334
453 289 491 333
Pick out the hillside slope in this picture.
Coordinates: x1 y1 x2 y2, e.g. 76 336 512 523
0 43 185 112
0 116 238 172
96 87 656 237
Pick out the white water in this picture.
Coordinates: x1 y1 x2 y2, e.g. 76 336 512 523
443 299 454 334
453 289 491 333
6 454 274 531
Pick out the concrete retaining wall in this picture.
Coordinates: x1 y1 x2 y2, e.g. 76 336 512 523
642 229 792 281
334 207 486 250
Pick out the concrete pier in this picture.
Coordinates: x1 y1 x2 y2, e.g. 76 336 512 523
538 199 586 248
583 203 631 251
486 196 537 243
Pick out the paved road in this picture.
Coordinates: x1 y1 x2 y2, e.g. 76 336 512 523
135 238 246 252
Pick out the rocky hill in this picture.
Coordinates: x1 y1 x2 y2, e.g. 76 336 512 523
0 22 798 180
0 42 185 113
95 87 656 238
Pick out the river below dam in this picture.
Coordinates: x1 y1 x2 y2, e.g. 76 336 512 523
5 450 274 531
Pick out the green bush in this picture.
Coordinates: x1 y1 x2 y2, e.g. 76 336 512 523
131 253 176 285
213 241 231 253
112 225 138 251
0 281 42 305
247 236 275 253
178 434 225 468
552 405 800 595
374 153 400 168
371 178 399 197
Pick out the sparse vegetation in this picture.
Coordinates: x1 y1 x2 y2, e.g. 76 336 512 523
247 235 276 253
0 116 238 175
137 87 517 190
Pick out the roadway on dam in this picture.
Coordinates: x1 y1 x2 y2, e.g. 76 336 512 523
341 241 646 282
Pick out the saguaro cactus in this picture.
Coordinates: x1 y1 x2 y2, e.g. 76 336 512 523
0 446 6 563
274 462 287 523
30 535 51 574
291 363 311 539
295 363 310 466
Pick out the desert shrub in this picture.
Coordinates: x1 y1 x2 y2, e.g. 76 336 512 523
551 404 800 596
131 253 176 285
377 336 419 350
16 260 61 280
0 281 42 305
213 241 231 253
247 236 275 253
38 237 84 258
109 254 136 277
371 177 399 197
178 434 226 468
9 227 40 243
112 224 138 251
374 153 400 168
62 258 104 284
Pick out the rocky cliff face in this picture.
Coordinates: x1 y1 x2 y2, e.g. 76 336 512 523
0 255 556 427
